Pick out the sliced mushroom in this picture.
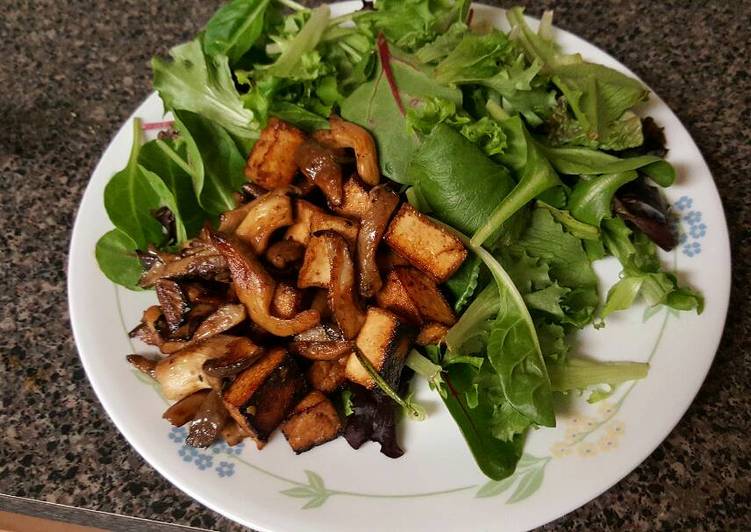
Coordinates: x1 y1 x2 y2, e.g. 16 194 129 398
155 279 191 334
162 389 210 427
203 337 263 378
271 282 304 320
154 335 238 401
129 306 165 347
265 240 305 270
209 231 320 337
357 185 399 298
295 140 343 206
139 245 229 288
309 289 331 320
192 304 247 344
313 116 380 186
126 354 158 379
218 201 255 233
290 340 355 361
323 231 366 339
235 190 294 254
186 390 230 448
293 323 343 343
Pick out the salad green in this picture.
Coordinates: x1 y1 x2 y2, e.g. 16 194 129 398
96 0 703 481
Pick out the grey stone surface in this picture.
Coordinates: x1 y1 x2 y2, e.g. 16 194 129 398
0 1 748 530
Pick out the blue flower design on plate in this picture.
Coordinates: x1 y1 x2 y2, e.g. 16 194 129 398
690 223 707 239
675 196 693 211
178 445 199 462
211 440 245 456
169 426 188 442
215 461 235 478
683 241 701 257
195 453 214 471
684 211 702 225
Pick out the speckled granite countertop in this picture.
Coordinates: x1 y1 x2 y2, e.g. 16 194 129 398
1 0 749 530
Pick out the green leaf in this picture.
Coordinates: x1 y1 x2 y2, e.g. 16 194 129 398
269 101 330 131
568 171 638 226
524 282 570 318
539 144 675 186
103 120 186 249
341 49 461 184
446 254 483 313
415 21 468 64
475 474 517 498
409 124 514 236
506 466 544 503
601 275 644 318
139 139 208 237
548 357 649 392
172 110 247 216
267 6 330 79
152 39 259 139
202 0 272 64
95 229 143 290
536 201 600 240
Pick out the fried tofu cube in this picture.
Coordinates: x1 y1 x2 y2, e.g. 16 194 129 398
384 204 467 283
375 270 422 325
307 358 347 393
393 266 456 326
416 322 449 346
310 210 359 246
298 234 332 288
223 347 307 448
245 118 306 189
345 308 412 389
281 391 342 453
334 176 371 218
271 282 304 319
284 200 320 246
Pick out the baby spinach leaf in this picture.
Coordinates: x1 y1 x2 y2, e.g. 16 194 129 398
103 120 187 248
409 124 514 235
269 101 330 131
171 110 247 216
139 139 208 237
548 357 649 392
202 0 272 64
568 170 638 226
95 229 143 291
152 39 259 139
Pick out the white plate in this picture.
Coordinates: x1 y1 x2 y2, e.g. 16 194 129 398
68 2 731 530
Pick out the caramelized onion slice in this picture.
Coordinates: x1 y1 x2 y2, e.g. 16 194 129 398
313 116 380 186
290 340 355 361
209 231 320 336
357 185 399 298
162 389 210 427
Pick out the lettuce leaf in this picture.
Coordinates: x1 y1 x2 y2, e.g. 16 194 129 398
202 0 272 64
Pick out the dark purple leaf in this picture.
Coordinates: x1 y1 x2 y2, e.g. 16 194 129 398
614 178 677 251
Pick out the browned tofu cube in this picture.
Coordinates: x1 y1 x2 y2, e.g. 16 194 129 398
310 209 359 246
223 347 307 448
375 269 422 325
345 307 413 389
245 118 306 189
281 391 342 453
235 191 294 254
284 200 321 246
271 282 304 319
416 322 449 346
298 234 332 288
384 203 467 283
393 266 456 326
334 176 371 218
307 358 347 393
